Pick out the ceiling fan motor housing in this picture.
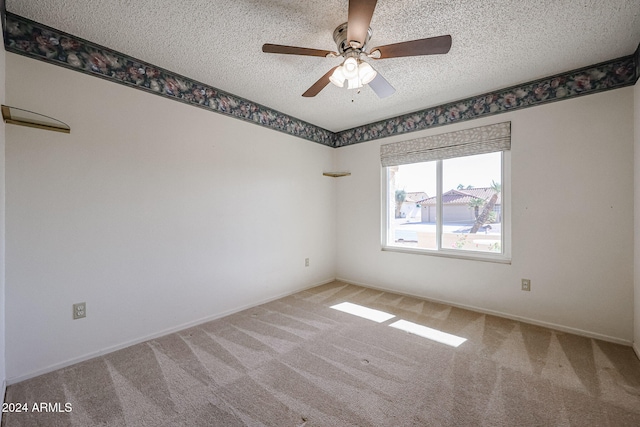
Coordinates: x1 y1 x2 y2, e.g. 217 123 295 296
333 22 372 55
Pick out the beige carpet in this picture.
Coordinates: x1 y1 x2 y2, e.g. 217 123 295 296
3 281 640 426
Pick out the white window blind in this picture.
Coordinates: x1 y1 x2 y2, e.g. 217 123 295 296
380 122 511 167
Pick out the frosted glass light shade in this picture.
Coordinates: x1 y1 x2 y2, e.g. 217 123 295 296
343 57 358 79
358 61 377 85
347 77 363 89
329 66 346 87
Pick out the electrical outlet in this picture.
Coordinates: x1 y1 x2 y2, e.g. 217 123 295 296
521 279 531 292
305 258 310 267
73 302 86 319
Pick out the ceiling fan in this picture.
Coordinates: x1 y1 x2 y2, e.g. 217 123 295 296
262 0 452 98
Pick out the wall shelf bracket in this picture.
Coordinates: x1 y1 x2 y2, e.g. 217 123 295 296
2 105 70 133
323 172 351 177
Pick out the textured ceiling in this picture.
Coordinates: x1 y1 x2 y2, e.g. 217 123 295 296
7 0 640 132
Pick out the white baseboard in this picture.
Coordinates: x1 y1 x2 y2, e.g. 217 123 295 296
7 277 336 385
633 342 640 361
336 277 633 347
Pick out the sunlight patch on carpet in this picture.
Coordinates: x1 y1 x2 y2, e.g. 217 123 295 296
389 319 467 347
330 302 396 323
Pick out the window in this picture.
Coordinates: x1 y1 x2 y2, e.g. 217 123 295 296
381 122 510 262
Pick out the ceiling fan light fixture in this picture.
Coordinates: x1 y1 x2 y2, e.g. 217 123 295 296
329 66 346 87
342 57 359 79
347 77 363 90
262 1 452 98
358 61 377 85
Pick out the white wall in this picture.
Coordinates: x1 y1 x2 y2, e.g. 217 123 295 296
635 78 640 358
335 87 635 343
0 19 6 418
4 53 336 382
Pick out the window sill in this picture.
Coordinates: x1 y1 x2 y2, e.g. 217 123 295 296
381 245 512 264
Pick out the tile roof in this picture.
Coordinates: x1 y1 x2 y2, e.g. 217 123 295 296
417 188 501 206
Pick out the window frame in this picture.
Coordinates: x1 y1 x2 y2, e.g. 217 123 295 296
381 150 511 264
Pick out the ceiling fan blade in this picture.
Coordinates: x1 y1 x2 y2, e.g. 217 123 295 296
368 72 395 98
302 66 339 97
347 0 377 47
370 35 452 59
262 43 334 58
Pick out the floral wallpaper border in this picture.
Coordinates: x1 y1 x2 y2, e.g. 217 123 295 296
635 42 640 85
3 12 638 149
3 13 335 146
335 55 637 147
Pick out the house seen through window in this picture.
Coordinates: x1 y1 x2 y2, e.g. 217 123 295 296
386 151 507 257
